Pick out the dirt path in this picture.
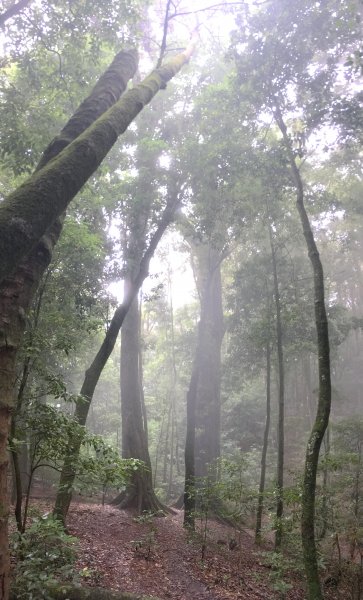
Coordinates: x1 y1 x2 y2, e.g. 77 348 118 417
65 503 306 600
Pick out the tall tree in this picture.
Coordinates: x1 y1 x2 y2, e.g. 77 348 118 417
0 38 195 598
230 0 360 594
266 212 285 549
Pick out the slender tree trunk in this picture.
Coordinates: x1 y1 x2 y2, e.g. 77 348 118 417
168 406 175 500
162 403 172 484
267 219 285 550
167 279 177 500
153 412 165 487
184 356 199 529
319 426 330 540
275 104 331 600
255 337 271 544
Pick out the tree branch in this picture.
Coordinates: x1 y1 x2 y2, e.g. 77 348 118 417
0 42 196 285
0 0 31 28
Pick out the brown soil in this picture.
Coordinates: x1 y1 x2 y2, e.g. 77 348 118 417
66 502 305 600
16 499 358 599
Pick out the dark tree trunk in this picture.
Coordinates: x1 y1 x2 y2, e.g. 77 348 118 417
255 336 271 544
267 219 285 550
183 355 199 528
162 404 172 484
275 104 331 600
318 427 330 540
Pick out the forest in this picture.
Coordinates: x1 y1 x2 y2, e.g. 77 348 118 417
0 0 361 599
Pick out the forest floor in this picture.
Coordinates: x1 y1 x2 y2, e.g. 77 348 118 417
20 498 353 600
67 501 305 600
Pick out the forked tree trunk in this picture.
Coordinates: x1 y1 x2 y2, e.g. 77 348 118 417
0 41 195 597
275 105 331 600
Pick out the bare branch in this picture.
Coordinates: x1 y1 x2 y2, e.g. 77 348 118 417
156 0 174 68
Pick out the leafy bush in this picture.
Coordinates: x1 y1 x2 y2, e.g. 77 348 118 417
11 516 78 600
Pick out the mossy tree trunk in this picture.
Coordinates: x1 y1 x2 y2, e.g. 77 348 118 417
275 104 331 600
0 49 138 598
0 40 195 285
0 40 195 598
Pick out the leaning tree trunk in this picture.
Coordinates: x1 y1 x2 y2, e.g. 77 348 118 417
0 38 196 286
0 49 138 597
0 40 195 597
275 104 331 600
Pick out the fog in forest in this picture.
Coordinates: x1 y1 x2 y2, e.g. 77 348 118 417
0 1 361 599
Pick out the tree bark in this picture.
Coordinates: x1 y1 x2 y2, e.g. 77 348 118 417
255 334 271 543
275 104 331 600
0 40 196 285
183 245 225 527
0 41 194 597
193 245 225 481
266 218 285 550
54 198 180 522
111 287 165 514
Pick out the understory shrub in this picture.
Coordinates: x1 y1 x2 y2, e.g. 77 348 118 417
11 515 78 600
